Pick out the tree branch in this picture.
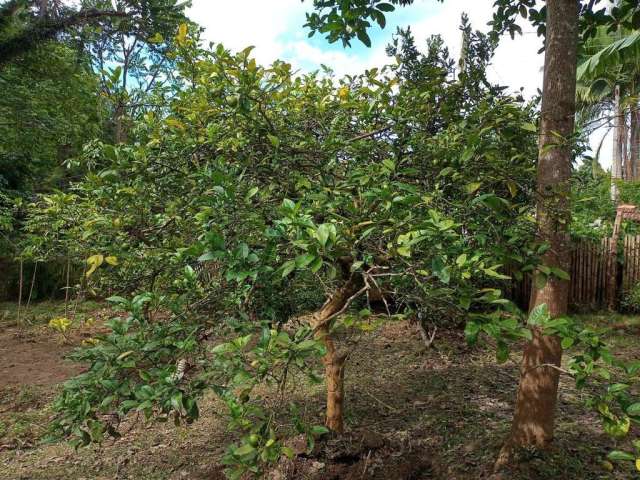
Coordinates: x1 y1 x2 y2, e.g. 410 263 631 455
0 9 129 66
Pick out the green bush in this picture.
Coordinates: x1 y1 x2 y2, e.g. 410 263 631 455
621 283 640 313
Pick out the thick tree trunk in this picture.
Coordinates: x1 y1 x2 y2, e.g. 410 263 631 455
311 275 363 433
496 0 578 469
612 85 624 199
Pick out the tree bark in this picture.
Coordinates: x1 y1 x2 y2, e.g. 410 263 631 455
624 109 631 180
630 101 640 180
310 274 364 433
612 84 624 199
496 0 578 469
17 258 23 326
38 0 48 18
114 101 128 144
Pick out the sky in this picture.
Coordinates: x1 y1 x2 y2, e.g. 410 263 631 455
188 0 612 168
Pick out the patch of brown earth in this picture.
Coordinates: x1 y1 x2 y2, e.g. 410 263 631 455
0 328 83 387
267 429 435 480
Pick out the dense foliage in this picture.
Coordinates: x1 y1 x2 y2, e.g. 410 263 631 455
31 24 548 477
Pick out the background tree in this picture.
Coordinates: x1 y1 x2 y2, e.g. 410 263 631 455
76 0 190 143
578 25 640 199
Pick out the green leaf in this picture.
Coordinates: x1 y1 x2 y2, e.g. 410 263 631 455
357 29 372 47
106 296 128 305
377 3 395 12
170 392 184 413
496 342 509 364
483 267 510 280
561 337 574 349
528 303 549 326
550 267 570 280
316 224 330 247
281 260 296 277
281 446 295 459
464 182 482 194
626 403 640 416
245 187 259 201
521 122 537 132
234 443 256 457
310 425 329 436
432 256 450 284
608 383 630 394
295 254 316 269
464 321 480 345
310 256 323 273
267 134 280 148
297 339 317 351
608 450 636 461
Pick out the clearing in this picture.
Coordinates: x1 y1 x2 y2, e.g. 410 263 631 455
0 301 637 479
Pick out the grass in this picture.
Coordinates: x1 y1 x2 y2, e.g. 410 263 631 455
0 299 102 329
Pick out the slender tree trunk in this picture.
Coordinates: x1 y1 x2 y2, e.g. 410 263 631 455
323 332 346 432
612 85 624 200
64 256 71 318
38 0 48 18
114 101 127 144
496 0 578 468
26 261 38 310
630 102 640 180
17 259 23 326
311 275 363 433
624 110 631 180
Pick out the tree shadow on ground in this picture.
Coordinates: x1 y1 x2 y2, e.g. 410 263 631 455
284 321 630 480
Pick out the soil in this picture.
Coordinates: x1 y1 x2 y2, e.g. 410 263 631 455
0 328 84 387
0 304 637 479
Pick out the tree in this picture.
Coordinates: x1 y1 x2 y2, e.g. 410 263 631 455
577 26 640 198
303 0 640 467
76 0 190 143
496 0 579 463
44 27 540 477
0 0 127 66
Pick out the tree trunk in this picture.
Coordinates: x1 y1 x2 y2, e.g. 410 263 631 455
624 109 631 180
612 85 624 200
17 259 23 326
311 274 363 433
114 101 127 144
630 101 640 180
496 0 578 468
323 333 346 432
38 0 48 18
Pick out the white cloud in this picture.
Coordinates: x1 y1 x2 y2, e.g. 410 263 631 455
408 0 544 97
189 0 611 168
188 0 307 66
189 0 543 89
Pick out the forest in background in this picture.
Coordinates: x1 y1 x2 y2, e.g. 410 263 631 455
2 1 640 479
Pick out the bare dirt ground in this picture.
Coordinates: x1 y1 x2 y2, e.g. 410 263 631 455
0 302 638 479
